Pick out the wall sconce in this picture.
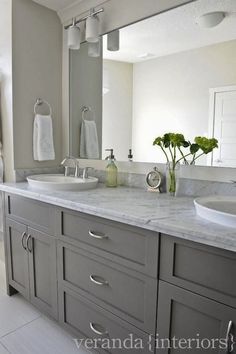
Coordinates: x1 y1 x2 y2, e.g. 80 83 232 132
65 7 104 53
107 30 120 51
67 18 81 50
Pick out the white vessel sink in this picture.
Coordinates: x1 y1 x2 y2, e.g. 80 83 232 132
27 174 98 191
194 196 236 228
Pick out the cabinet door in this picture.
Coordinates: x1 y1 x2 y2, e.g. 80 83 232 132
28 228 58 319
5 219 29 298
156 281 236 353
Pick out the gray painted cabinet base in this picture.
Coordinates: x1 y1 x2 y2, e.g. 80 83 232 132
28 228 58 319
58 285 154 354
6 219 29 299
3 193 236 354
156 281 236 354
5 216 58 319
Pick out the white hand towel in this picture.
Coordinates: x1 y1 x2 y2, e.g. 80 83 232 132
80 120 99 159
33 114 55 161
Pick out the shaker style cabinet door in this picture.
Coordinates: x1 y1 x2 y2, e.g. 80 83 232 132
5 219 30 299
28 228 58 319
156 281 236 354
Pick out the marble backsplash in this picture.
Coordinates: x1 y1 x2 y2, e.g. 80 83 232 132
14 167 236 197
14 167 148 189
15 167 64 182
176 178 236 197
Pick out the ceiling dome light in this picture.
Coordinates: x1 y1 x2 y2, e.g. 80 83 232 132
86 10 100 43
67 19 81 50
197 12 225 28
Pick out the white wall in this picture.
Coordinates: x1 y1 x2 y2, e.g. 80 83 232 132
102 60 133 160
132 40 236 164
12 0 62 171
0 0 14 182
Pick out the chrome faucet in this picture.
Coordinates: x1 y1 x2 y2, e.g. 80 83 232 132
82 167 94 179
61 156 80 177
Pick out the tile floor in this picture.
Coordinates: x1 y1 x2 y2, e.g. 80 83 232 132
0 242 91 354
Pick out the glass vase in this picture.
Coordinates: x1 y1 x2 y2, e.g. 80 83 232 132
166 162 180 196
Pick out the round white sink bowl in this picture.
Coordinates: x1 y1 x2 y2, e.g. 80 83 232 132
194 196 236 228
27 174 98 191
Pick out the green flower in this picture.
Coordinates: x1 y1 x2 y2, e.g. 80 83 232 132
194 137 218 154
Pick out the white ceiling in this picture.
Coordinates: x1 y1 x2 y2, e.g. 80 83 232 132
103 0 236 63
32 0 82 11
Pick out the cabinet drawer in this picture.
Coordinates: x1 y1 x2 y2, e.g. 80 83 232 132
59 286 154 353
160 235 236 308
58 242 157 333
5 194 55 235
56 208 158 277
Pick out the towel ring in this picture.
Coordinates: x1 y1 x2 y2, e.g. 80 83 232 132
81 105 94 121
34 98 52 116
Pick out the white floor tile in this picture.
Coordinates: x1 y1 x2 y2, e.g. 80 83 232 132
0 292 41 337
1 316 91 354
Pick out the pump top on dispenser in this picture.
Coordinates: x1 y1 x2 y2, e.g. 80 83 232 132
105 149 118 187
128 149 133 162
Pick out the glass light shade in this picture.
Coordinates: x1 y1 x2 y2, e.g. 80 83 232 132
68 25 81 50
107 30 120 51
86 15 99 43
88 39 101 57
197 12 225 28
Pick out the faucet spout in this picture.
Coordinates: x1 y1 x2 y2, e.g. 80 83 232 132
61 156 79 177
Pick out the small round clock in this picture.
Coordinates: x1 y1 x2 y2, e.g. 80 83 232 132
146 167 162 191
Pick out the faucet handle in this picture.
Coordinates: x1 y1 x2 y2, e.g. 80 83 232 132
83 167 94 179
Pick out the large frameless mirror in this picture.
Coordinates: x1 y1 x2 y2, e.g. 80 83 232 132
70 0 236 167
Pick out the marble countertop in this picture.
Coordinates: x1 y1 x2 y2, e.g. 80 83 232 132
0 182 236 252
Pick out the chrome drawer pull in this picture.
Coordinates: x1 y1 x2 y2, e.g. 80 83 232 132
21 232 27 250
90 275 109 286
226 320 233 353
26 234 33 253
89 322 108 336
88 230 108 240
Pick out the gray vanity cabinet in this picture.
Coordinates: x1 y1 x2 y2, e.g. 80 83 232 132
57 241 157 333
156 281 236 354
5 219 30 299
5 220 58 319
28 228 58 318
159 235 236 308
4 194 58 319
4 192 236 353
156 235 236 354
59 286 154 354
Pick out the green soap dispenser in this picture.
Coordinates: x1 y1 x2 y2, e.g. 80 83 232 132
105 149 118 187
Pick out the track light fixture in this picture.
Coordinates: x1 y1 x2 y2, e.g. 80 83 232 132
65 8 103 53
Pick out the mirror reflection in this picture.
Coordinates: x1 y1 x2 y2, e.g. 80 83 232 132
70 0 236 167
